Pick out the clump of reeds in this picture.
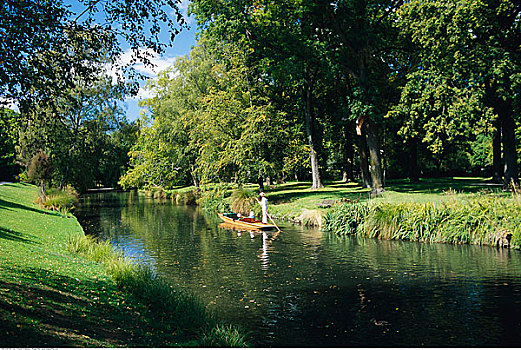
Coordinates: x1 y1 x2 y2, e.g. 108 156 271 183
323 202 370 235
200 324 249 347
230 188 257 214
300 209 323 227
324 192 521 250
36 185 79 216
67 234 120 262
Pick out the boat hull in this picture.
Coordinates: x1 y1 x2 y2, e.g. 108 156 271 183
218 213 277 231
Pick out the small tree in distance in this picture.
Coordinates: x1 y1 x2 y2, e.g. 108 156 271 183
27 150 52 201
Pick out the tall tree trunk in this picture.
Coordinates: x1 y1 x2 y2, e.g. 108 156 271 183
357 133 372 188
500 101 518 188
408 138 419 182
365 118 384 193
342 137 354 182
257 177 265 192
303 76 324 189
492 116 503 182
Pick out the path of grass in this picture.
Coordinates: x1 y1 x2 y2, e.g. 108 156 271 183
0 183 244 347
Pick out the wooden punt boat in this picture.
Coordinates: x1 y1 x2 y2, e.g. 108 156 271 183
218 212 277 231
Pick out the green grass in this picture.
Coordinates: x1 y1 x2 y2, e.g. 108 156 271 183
261 177 505 222
0 183 247 347
323 187 521 249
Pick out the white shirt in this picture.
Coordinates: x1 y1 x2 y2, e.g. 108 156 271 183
260 197 268 211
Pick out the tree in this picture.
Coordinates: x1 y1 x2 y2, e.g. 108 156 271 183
315 0 405 193
27 150 52 200
122 36 292 189
0 108 21 181
398 0 521 187
191 0 330 189
17 74 130 191
1 0 185 106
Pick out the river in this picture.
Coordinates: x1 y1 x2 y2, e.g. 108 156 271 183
76 191 521 347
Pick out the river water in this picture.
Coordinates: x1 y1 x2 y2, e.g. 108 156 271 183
76 191 521 347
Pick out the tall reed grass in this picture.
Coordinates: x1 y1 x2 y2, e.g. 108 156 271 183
67 232 248 346
230 188 257 214
36 185 79 216
323 193 521 249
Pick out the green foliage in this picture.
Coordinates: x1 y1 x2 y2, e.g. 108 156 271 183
40 186 79 215
396 0 521 183
0 108 21 180
1 0 184 105
197 187 231 213
323 202 370 235
123 36 293 189
230 187 257 214
324 193 521 249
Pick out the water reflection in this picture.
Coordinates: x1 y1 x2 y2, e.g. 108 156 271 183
76 192 521 347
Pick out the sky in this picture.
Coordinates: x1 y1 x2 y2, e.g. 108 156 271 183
65 0 199 122
123 25 198 122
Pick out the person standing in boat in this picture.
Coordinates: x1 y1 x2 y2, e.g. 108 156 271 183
259 192 268 224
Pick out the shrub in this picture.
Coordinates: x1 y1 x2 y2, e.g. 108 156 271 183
230 188 257 214
37 186 79 215
27 150 52 200
197 188 230 212
300 209 323 227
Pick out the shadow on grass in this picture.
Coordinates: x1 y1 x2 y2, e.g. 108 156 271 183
0 266 186 347
0 226 36 244
268 182 370 204
0 197 60 217
264 178 503 205
385 178 502 194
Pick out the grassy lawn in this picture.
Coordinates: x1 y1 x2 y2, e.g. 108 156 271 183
0 183 243 347
263 177 503 221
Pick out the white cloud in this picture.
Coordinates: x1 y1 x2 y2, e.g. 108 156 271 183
116 47 179 78
110 48 183 120
178 0 196 25
0 97 19 112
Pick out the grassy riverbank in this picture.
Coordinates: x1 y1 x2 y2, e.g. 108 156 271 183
0 183 247 347
138 177 519 249
262 177 503 222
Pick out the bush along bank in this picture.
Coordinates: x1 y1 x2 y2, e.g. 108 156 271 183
323 193 521 249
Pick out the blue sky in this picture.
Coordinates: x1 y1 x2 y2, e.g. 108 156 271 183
65 0 198 122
